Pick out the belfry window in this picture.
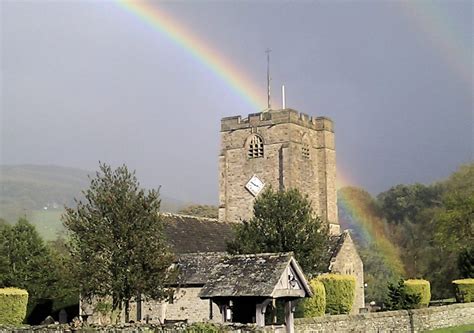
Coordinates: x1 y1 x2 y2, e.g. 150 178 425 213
248 135 264 159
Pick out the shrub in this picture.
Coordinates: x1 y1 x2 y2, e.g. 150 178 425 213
318 274 355 314
299 279 326 317
386 279 421 310
0 288 28 326
453 278 474 303
404 279 431 307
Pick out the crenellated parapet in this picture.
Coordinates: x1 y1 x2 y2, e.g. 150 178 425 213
221 109 334 133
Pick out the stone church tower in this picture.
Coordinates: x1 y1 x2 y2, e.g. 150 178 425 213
218 108 339 235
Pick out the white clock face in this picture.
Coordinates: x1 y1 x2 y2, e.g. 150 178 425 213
245 175 265 197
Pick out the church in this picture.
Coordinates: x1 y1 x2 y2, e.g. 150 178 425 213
80 108 365 324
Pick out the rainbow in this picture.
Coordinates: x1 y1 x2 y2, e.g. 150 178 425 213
338 187 405 276
400 1 472 87
116 0 267 111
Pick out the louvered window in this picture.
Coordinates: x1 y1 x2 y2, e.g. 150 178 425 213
248 135 264 158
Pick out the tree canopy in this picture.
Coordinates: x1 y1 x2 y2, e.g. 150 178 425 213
227 188 330 276
63 163 175 321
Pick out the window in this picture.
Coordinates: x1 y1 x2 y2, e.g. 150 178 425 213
248 135 264 158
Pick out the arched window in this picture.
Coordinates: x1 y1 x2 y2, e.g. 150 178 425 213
247 135 264 158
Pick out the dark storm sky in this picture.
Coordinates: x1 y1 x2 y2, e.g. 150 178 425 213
1 0 472 203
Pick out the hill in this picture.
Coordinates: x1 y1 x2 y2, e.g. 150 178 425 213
0 165 186 239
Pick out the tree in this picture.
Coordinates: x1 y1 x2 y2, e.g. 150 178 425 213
386 279 421 310
63 163 175 322
227 188 330 276
177 204 218 219
0 218 58 320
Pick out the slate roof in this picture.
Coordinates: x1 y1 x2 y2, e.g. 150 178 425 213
175 252 226 286
324 230 349 271
162 213 235 253
199 252 311 298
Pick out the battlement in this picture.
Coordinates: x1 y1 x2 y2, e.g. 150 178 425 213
221 109 334 132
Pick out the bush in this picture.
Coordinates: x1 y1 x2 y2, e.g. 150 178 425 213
386 279 420 310
404 279 431 307
318 274 355 314
453 278 474 303
299 279 326 317
0 288 28 326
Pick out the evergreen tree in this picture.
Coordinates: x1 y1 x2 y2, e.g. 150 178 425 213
63 163 175 321
0 218 58 318
227 188 330 276
386 279 421 310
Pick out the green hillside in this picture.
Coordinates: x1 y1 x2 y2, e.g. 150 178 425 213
0 165 185 239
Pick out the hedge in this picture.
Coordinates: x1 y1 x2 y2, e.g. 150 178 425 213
300 278 326 317
404 279 431 307
0 288 29 326
453 278 474 303
318 274 355 314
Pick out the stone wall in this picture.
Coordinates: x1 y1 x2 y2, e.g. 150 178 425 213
295 303 474 333
139 287 222 324
218 109 338 233
80 287 222 325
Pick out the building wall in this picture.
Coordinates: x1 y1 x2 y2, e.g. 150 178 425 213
328 233 365 313
80 287 222 324
295 303 474 333
139 287 222 324
218 109 338 233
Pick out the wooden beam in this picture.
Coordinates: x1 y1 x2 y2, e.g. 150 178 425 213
255 299 272 327
285 300 294 333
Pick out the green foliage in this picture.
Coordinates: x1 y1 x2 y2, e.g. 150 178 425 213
0 218 60 318
404 279 431 307
178 204 218 219
452 279 474 303
424 324 474 333
374 163 474 300
227 188 329 276
185 322 224 332
47 237 79 312
386 279 421 310
458 248 474 278
0 288 28 326
299 279 326 317
95 301 113 315
63 163 175 321
377 183 442 225
338 187 403 304
317 274 355 314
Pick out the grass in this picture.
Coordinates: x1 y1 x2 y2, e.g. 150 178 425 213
29 210 64 241
424 324 474 333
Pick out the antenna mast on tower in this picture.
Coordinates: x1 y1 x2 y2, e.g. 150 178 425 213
265 48 271 110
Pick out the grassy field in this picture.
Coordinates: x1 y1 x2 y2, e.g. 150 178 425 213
29 209 65 241
424 324 474 333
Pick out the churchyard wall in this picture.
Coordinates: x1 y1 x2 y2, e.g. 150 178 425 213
295 302 474 332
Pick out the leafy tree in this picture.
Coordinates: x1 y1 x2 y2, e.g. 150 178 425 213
63 163 175 322
458 248 474 278
0 218 58 319
338 187 404 304
386 279 421 310
178 204 218 219
377 183 442 225
47 237 79 312
227 188 329 276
